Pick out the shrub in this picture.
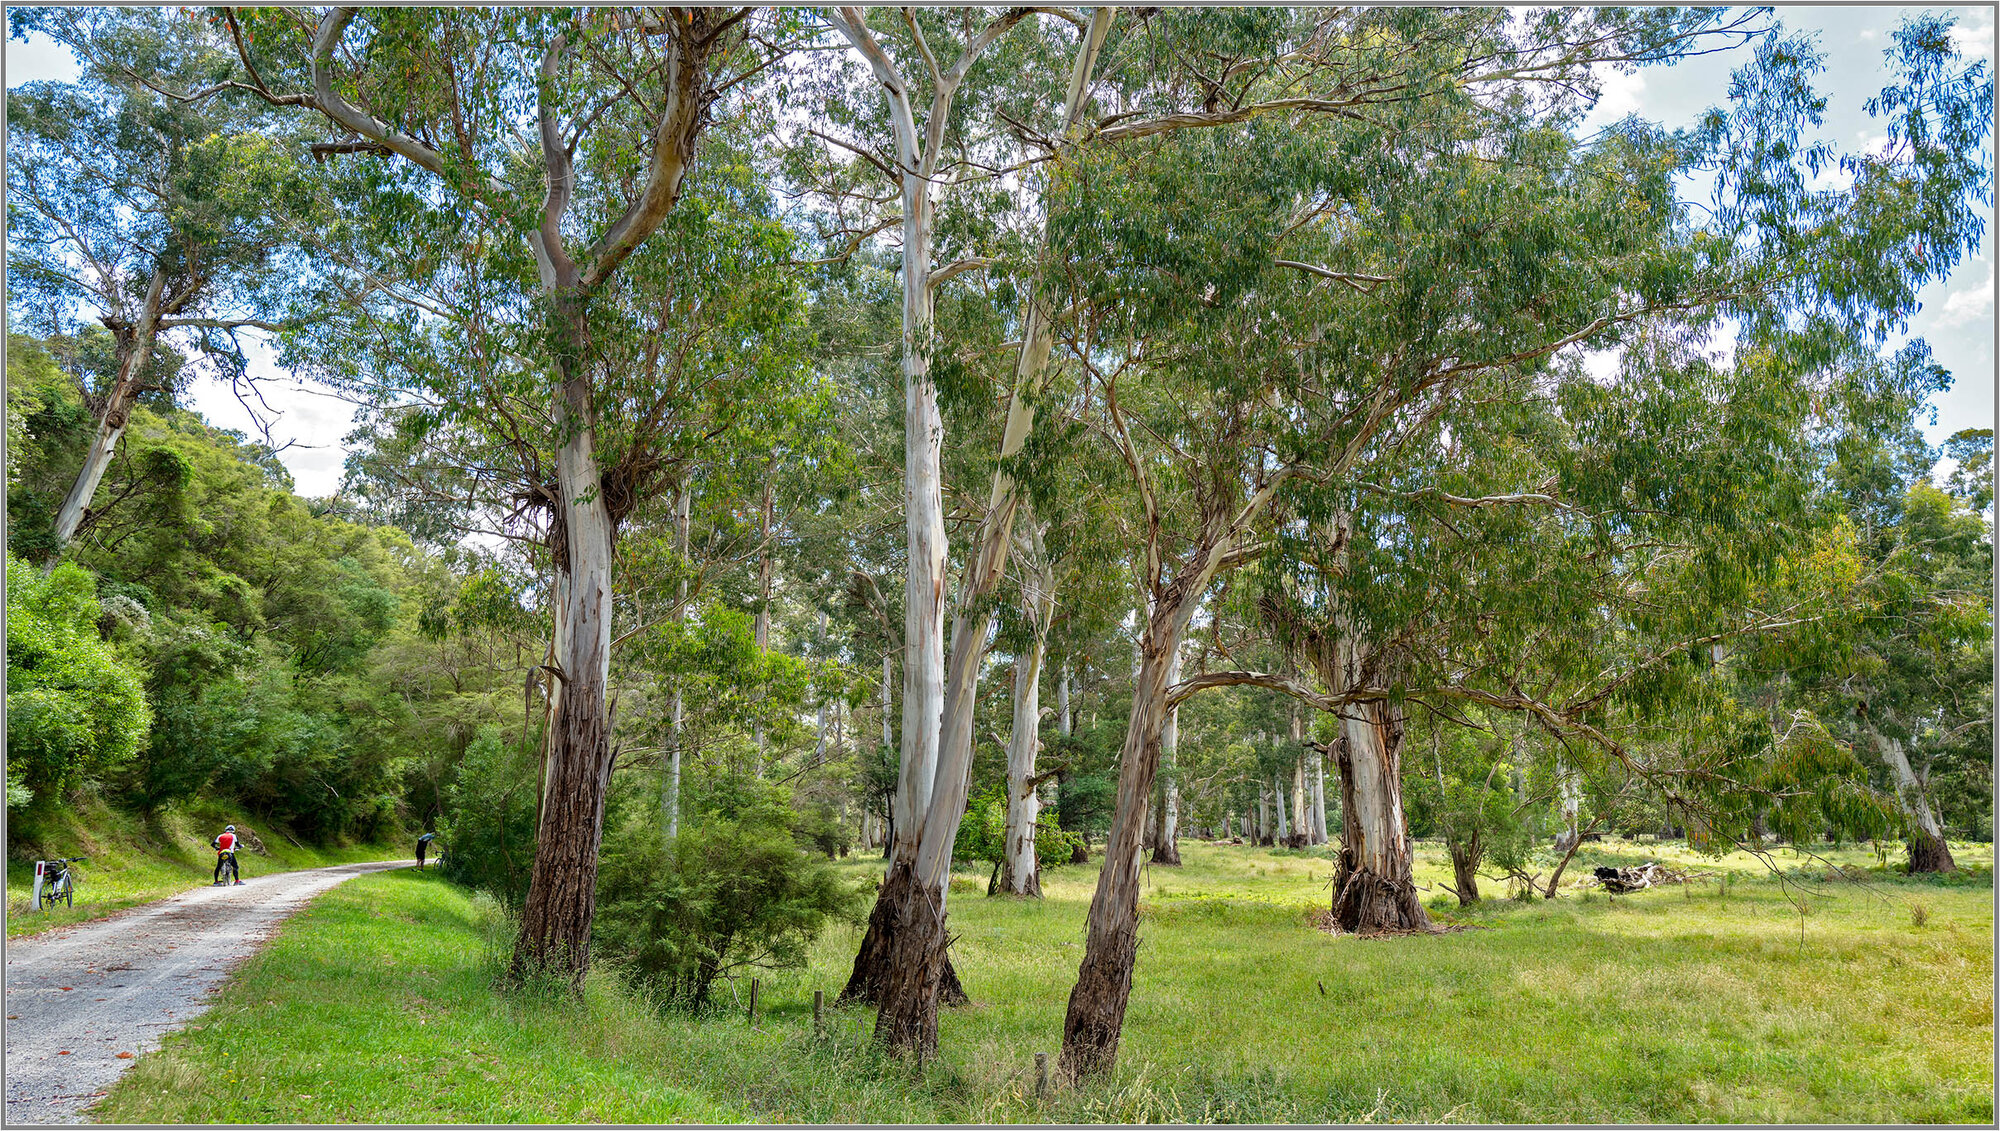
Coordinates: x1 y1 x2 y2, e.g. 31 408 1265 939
5 554 151 802
437 725 539 907
593 776 864 1012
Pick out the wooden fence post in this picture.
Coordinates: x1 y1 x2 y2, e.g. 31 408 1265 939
748 977 759 1023
1035 1052 1048 1100
813 989 825 1036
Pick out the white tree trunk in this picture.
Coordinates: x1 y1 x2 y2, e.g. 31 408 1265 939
1312 751 1328 845
1871 724 1957 872
1057 664 1072 736
1274 772 1291 842
48 270 169 560
918 9 1116 895
1151 643 1184 863
1330 699 1432 932
665 485 690 841
1554 760 1583 852
1003 640 1047 895
1003 519 1057 896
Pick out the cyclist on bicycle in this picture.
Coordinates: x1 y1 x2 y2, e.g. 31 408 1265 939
212 825 243 886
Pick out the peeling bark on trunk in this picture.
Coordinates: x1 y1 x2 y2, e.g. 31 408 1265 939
832 7 1115 1054
1060 617 1177 1079
513 347 618 987
1330 700 1432 933
1002 540 1053 897
1871 726 1957 873
839 860 968 1007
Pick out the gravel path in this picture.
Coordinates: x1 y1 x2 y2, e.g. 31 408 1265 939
4 860 410 1125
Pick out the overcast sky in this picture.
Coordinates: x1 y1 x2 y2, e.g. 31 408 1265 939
8 6 1994 498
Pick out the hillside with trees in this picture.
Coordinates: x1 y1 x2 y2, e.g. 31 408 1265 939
6 6 1992 1123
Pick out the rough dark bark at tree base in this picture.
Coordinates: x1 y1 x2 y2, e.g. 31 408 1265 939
1906 831 1957 874
1149 839 1180 865
873 866 951 1056
1331 861 1435 934
839 862 968 1006
1058 910 1136 1080
1448 838 1481 906
510 628 614 990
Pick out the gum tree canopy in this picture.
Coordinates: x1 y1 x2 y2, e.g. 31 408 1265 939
7 7 303 563
210 4 783 986
1039 8 1990 1078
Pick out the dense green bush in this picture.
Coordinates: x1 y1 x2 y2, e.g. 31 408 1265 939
593 773 863 1012
437 725 539 908
6 553 151 803
953 788 1084 888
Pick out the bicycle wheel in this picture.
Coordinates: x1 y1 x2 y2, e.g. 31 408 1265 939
59 875 72 908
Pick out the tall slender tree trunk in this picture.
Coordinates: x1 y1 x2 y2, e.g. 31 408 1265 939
1002 520 1056 896
513 333 619 986
1870 725 1957 873
1059 611 1181 1079
1002 641 1048 896
1150 644 1184 865
836 10 1114 1045
46 269 169 563
1311 749 1328 845
1329 699 1433 933
1274 771 1291 843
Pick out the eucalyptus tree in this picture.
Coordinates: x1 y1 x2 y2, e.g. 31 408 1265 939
1730 347 1994 871
1043 8 1990 1078
801 4 1131 1050
6 8 306 562
209 5 794 983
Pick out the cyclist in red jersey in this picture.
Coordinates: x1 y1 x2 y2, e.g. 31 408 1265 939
212 825 243 885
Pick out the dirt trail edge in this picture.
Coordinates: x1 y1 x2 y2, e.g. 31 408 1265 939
4 859 411 1124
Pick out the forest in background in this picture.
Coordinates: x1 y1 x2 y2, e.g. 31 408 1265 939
5 4 1992 1085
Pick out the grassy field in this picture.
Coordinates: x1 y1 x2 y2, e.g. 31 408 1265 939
96 837 1992 1124
5 796 406 938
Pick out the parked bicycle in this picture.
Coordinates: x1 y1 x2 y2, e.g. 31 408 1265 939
34 857 85 911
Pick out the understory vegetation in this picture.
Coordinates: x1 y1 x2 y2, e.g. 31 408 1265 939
6 5 1994 1120
97 842 1991 1124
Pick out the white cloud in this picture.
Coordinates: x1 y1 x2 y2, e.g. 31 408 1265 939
1951 7 1995 60
183 336 359 499
1577 64 1646 133
1937 262 1996 329
5 30 81 86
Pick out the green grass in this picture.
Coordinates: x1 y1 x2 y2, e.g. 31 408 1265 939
5 796 405 937
97 838 1992 1124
